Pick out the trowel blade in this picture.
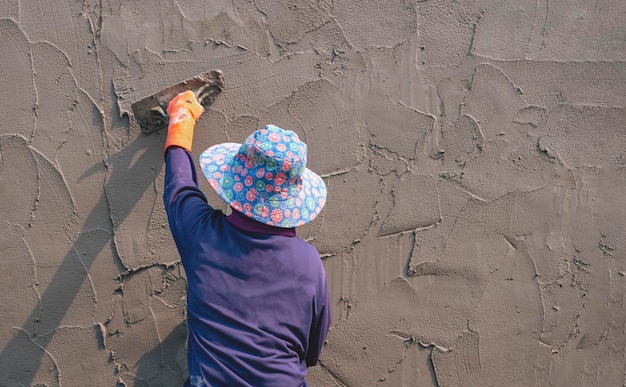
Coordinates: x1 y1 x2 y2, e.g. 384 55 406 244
131 69 225 133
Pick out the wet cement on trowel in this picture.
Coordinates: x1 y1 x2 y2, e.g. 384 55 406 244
1 1 625 386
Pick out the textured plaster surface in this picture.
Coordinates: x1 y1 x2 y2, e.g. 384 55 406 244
1 0 625 386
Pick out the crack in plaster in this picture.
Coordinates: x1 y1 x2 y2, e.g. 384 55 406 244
318 360 349 387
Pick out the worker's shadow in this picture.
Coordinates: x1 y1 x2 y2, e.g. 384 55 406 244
134 320 189 385
0 132 170 384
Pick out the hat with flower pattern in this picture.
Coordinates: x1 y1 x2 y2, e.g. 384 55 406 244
199 124 327 228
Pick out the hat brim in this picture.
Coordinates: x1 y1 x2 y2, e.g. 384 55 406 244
199 143 327 228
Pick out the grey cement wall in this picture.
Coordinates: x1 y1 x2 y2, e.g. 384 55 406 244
1 0 625 386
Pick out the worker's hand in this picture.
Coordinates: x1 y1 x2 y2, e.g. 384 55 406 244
167 90 204 122
164 90 204 155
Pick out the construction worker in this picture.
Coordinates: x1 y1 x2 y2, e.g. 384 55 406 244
162 90 331 386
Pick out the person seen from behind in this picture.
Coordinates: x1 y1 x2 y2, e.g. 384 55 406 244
162 89 331 386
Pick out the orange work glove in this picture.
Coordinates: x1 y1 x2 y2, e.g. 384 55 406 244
164 90 204 155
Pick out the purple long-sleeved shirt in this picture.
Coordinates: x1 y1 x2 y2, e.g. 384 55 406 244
164 147 331 387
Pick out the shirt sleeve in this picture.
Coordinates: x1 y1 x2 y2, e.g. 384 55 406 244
305 274 331 367
163 146 215 257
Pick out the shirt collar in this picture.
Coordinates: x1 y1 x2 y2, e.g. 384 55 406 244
226 209 296 237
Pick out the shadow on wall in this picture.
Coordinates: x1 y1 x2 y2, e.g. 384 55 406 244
0 134 165 384
132 320 189 386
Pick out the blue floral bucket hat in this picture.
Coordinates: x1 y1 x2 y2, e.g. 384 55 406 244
199 124 327 228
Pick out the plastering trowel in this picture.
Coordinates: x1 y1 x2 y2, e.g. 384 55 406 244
131 69 225 133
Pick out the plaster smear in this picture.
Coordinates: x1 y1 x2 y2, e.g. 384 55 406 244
2 0 626 386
